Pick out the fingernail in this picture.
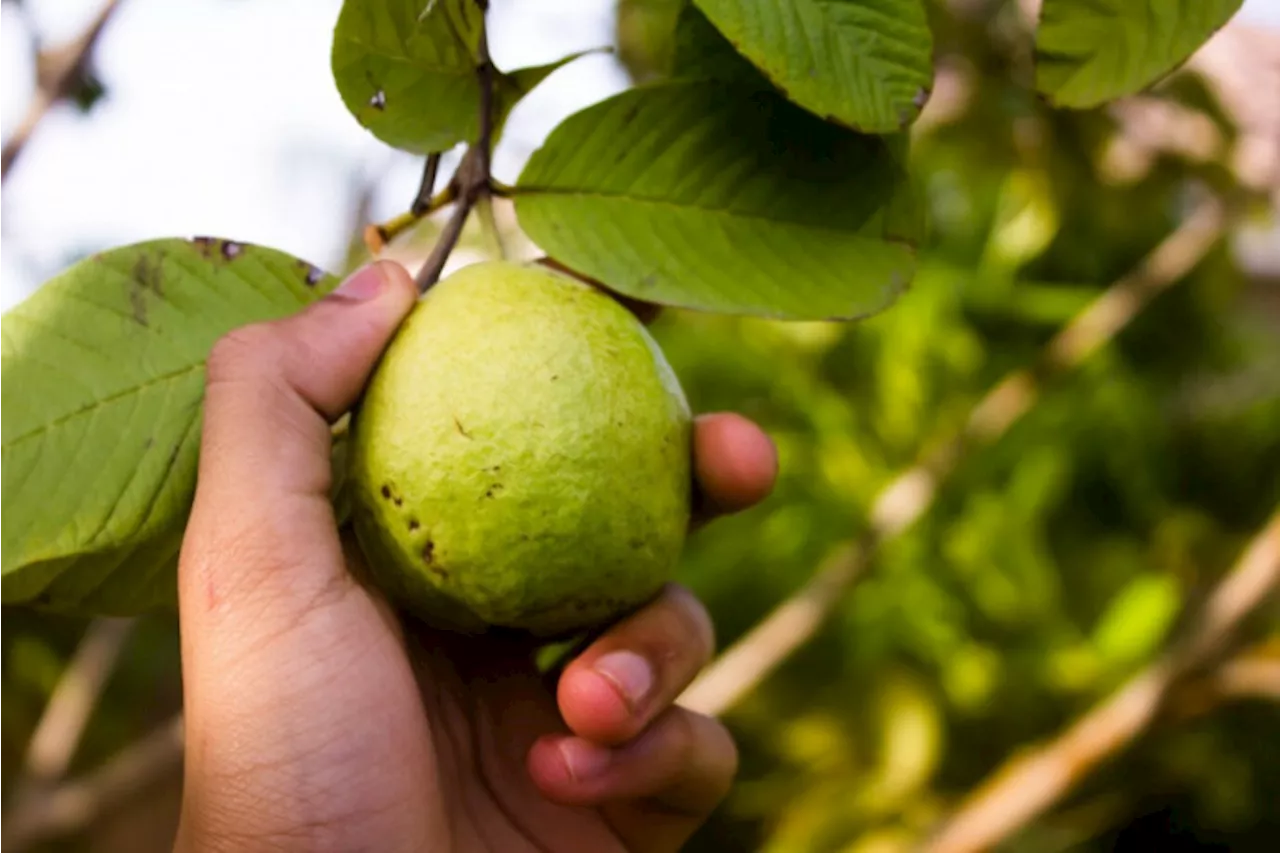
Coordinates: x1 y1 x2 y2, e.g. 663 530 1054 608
331 263 386 301
593 650 653 710
558 739 612 782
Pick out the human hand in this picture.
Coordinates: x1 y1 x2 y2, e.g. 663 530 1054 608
175 261 778 852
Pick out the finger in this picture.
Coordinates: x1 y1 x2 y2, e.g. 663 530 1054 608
180 260 417 621
528 707 738 852
691 412 778 526
557 584 714 746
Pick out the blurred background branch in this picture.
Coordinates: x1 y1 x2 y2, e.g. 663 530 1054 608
0 0 122 181
681 198 1229 719
924 510 1280 853
2 715 184 852
10 619 135 796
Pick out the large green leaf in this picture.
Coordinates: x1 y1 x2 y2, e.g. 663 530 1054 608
1 238 338 613
515 81 921 320
332 0 483 153
331 0 584 153
671 1 771 85
1035 0 1242 108
690 0 933 132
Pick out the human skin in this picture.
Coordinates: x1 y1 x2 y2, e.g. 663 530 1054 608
175 260 779 852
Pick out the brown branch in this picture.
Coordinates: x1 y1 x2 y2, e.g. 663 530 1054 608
1 0 123 181
411 153 443 216
12 618 135 798
679 197 1228 718
413 0 495 292
1 715 185 852
680 544 866 714
923 510 1280 853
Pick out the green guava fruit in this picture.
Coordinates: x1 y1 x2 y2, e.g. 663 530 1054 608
347 260 692 636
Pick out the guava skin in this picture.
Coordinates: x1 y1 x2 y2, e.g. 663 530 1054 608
348 260 692 637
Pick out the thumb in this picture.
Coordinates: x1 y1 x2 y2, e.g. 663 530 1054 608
195 260 417 502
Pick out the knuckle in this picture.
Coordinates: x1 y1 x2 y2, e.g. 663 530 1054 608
663 708 699 764
663 584 716 664
206 323 284 385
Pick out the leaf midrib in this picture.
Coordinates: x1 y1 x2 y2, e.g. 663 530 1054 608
516 185 915 244
3 362 204 450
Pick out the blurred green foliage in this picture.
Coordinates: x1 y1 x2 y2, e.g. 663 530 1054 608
4 0 1278 850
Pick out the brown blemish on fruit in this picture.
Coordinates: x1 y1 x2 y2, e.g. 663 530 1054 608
453 416 472 439
422 539 447 578
379 482 404 506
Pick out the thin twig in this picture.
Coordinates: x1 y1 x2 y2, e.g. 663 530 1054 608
364 183 458 254
14 618 136 795
411 153 443 216
475 193 508 259
1 715 186 852
923 509 1280 853
1 0 123 181
413 0 496 292
679 197 1228 718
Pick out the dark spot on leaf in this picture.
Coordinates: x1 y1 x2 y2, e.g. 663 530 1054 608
381 484 392 500
128 253 164 326
297 258 326 286
453 417 472 439
408 519 420 532
483 483 504 499
370 90 386 110
191 236 218 257
618 103 642 129
220 241 244 260
550 374 558 381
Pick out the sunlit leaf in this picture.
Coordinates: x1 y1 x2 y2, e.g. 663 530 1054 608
515 81 921 320
1035 0 1243 108
331 0 589 153
1 238 337 613
691 0 934 132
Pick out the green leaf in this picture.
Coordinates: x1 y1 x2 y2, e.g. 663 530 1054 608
331 0 485 153
493 50 598 139
1 238 338 613
1035 0 1243 108
1092 573 1182 668
690 0 933 132
615 0 685 82
331 0 589 153
515 81 920 320
671 2 770 85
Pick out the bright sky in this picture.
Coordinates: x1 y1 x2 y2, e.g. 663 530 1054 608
0 0 628 310
2 0 1278 311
